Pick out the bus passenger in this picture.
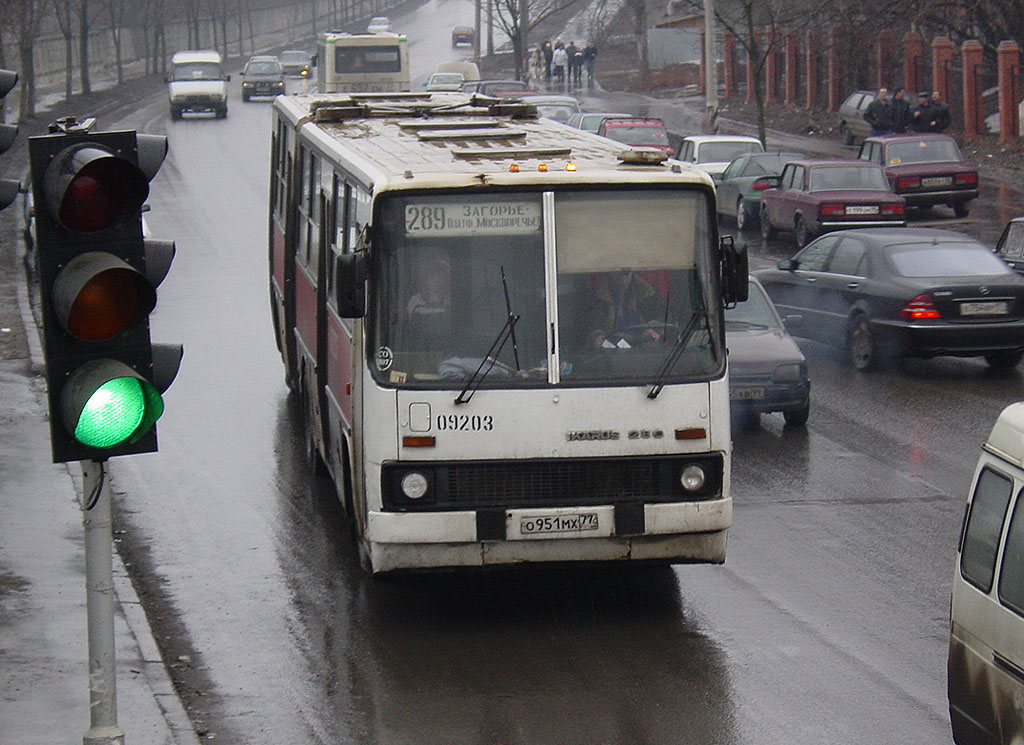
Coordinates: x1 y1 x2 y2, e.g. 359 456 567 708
407 258 452 340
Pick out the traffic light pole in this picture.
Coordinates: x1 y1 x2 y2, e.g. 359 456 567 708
81 460 125 745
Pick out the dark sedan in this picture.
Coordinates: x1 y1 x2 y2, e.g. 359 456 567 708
726 277 810 426
857 133 978 217
716 151 802 231
754 228 1024 371
758 159 906 248
994 217 1024 276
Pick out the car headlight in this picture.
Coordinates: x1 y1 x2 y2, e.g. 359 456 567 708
679 464 706 493
401 472 429 499
772 362 806 382
171 94 184 103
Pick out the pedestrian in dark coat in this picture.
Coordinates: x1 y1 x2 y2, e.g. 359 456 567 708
542 41 553 81
864 88 894 136
909 91 934 132
583 43 597 83
890 87 911 133
931 91 951 132
565 42 579 85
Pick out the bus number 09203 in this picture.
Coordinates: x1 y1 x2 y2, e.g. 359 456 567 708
436 414 494 432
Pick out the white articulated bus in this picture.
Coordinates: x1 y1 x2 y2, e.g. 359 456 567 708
269 92 747 573
314 31 410 93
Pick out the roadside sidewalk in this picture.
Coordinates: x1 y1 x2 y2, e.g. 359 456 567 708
0 257 201 744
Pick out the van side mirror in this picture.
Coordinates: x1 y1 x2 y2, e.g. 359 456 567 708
334 252 367 318
777 258 797 271
720 236 749 307
311 53 319 68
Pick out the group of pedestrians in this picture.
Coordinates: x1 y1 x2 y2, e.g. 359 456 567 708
534 39 597 88
865 87 952 136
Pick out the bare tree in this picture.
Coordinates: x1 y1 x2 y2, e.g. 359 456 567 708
52 0 77 101
490 0 578 81
624 0 648 83
14 0 47 120
100 0 130 84
79 0 93 94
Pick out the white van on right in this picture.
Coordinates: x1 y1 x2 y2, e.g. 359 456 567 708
949 401 1024 745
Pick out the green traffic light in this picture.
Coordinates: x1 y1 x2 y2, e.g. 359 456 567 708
62 361 165 450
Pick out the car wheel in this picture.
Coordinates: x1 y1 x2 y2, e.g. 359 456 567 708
953 201 970 218
795 216 812 248
760 205 776 241
841 121 855 146
783 397 810 427
984 350 1023 369
847 314 881 372
736 197 749 231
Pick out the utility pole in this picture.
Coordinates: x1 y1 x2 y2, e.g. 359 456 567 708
703 0 718 132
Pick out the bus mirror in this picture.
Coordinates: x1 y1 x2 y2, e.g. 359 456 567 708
311 53 319 68
720 236 748 307
334 253 367 318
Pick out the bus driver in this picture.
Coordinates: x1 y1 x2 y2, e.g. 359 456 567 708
588 269 666 348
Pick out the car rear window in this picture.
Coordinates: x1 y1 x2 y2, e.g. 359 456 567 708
885 138 963 165
697 141 763 163
604 124 669 146
887 242 1012 277
809 165 889 190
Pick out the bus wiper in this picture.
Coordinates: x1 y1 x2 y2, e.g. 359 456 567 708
454 312 520 405
500 266 522 371
647 311 707 400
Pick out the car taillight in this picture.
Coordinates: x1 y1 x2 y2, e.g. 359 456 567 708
955 172 978 186
819 203 845 216
881 203 905 216
900 294 941 319
896 176 920 189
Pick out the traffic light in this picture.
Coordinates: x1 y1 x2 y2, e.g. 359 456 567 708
29 128 181 463
0 68 19 211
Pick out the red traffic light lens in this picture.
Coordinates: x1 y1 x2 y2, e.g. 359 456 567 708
67 267 143 341
60 157 142 233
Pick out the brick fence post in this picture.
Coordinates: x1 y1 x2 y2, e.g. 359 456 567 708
961 40 983 137
998 40 1020 141
699 30 707 94
805 29 819 109
724 32 736 97
876 29 892 88
932 36 954 103
765 28 778 103
903 30 923 93
785 31 799 105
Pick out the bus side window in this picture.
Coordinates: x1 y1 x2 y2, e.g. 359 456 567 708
961 468 1014 593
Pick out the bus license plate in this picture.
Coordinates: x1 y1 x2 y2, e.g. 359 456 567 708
731 387 765 400
960 301 1009 316
520 513 599 535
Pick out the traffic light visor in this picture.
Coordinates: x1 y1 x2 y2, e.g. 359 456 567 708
62 360 164 449
48 145 148 233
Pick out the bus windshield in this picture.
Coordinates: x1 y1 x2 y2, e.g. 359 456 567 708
371 189 721 389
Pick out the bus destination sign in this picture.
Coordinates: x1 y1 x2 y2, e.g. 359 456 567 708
405 202 540 237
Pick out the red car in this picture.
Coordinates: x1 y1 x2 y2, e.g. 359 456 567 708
451 26 474 46
756 159 906 248
857 133 978 217
597 117 674 156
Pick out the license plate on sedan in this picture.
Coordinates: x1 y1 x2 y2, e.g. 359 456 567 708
960 301 1009 316
731 387 765 400
845 205 879 215
921 176 952 187
520 513 599 535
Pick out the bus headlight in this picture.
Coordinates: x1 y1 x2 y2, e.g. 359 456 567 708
401 471 429 499
680 464 706 493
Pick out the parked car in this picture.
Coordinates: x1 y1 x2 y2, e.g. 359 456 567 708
949 401 1024 745
424 72 465 92
367 16 391 33
278 50 311 77
995 217 1024 276
240 55 285 101
754 227 1024 371
715 151 803 231
838 89 875 145
757 158 906 248
518 94 580 123
675 134 765 179
857 133 979 217
597 117 673 156
465 79 537 97
565 111 629 133
451 26 474 46
726 277 810 426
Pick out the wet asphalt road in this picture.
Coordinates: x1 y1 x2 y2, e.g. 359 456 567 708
86 2 1024 742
